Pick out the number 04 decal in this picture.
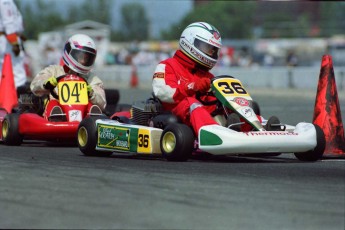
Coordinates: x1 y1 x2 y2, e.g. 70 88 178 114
214 78 248 97
58 81 88 105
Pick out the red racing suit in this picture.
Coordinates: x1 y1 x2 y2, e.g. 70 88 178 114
152 50 219 135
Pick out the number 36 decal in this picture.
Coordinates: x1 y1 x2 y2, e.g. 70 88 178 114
138 134 149 148
214 78 248 96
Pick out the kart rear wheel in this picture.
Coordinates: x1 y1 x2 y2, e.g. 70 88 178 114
294 124 325 162
160 124 194 161
2 113 23 146
77 117 112 157
104 89 120 116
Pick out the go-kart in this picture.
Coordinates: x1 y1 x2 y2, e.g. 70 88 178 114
0 74 106 145
76 75 325 162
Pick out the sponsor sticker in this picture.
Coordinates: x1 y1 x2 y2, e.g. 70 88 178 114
241 107 253 118
234 97 249 106
244 132 298 136
98 124 131 151
153 72 165 79
68 110 82 122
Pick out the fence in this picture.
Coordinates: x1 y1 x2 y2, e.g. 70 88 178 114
94 65 345 91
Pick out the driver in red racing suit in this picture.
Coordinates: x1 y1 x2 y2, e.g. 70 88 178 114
152 22 261 135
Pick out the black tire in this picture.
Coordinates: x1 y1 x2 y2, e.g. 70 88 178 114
226 113 241 131
294 124 325 162
160 124 194 161
104 89 120 116
2 113 23 146
77 117 112 157
265 116 284 131
251 101 261 116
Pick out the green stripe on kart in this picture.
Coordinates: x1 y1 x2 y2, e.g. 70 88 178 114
200 129 223 146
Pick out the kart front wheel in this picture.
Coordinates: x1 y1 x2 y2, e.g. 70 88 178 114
77 117 112 157
160 124 194 161
2 113 23 146
294 124 325 162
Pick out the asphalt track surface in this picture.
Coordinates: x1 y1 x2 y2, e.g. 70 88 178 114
1 88 344 229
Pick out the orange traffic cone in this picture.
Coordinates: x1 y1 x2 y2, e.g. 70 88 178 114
0 54 18 113
313 55 345 157
130 65 138 88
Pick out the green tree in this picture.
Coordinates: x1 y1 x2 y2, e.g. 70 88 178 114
16 0 113 40
120 3 149 41
161 1 256 40
319 2 345 37
67 0 112 24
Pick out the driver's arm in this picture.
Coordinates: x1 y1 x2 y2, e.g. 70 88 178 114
152 63 192 104
30 65 65 97
88 76 106 111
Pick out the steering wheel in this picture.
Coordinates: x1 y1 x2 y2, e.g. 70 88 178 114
195 88 218 106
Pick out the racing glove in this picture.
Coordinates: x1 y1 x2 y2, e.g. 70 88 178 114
185 78 211 94
12 44 20 56
87 84 94 98
43 77 58 90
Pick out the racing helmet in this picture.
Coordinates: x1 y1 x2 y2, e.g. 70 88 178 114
179 22 222 69
62 34 97 75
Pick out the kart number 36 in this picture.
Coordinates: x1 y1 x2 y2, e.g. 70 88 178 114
58 81 89 105
213 78 248 97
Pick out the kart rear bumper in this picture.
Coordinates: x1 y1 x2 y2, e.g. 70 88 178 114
18 113 79 139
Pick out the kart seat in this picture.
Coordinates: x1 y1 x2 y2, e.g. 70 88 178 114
49 106 67 122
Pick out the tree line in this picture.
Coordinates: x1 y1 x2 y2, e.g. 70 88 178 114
16 0 345 41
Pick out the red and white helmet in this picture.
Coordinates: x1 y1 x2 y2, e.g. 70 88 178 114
179 22 222 69
62 34 97 75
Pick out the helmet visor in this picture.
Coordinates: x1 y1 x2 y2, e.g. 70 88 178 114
70 49 96 67
194 38 219 59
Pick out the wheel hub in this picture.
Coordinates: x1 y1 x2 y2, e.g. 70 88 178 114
162 131 176 153
78 127 88 147
2 120 9 139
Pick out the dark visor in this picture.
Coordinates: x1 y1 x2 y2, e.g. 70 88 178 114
194 38 219 59
71 49 96 67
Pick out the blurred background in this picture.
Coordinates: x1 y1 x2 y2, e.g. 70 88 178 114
16 0 345 91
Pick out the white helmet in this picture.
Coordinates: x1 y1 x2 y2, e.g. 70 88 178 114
179 22 222 69
62 34 97 75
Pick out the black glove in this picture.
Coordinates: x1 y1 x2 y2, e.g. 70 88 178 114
12 44 20 56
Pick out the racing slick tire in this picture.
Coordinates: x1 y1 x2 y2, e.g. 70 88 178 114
251 101 261 116
226 113 241 131
265 116 285 131
2 113 23 146
77 117 112 157
294 124 325 162
104 89 120 116
160 123 195 162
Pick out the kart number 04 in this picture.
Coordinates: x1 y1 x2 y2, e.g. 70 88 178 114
58 81 89 105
